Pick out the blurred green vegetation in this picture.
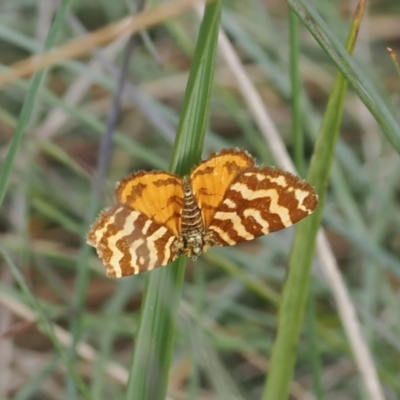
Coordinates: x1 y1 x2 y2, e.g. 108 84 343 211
0 1 399 400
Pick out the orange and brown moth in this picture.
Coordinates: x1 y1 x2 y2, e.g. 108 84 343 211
87 148 318 278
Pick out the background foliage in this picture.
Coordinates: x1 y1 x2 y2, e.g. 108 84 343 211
0 1 399 399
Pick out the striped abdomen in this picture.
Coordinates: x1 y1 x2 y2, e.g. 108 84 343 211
180 176 205 259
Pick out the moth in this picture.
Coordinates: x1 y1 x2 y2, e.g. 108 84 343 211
87 148 318 277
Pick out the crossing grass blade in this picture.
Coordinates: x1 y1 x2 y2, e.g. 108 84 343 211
291 0 400 155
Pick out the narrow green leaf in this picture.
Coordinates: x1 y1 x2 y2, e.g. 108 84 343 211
289 10 305 176
262 3 365 398
126 3 221 400
289 8 323 396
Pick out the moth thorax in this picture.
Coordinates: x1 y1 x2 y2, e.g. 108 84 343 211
180 176 204 259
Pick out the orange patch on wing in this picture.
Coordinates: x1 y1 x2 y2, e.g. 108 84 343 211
116 171 183 237
190 148 255 227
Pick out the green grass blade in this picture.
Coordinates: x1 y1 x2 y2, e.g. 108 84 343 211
262 3 364 399
290 0 400 154
169 5 222 172
125 3 221 400
289 9 305 177
289 9 323 397
0 0 72 208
